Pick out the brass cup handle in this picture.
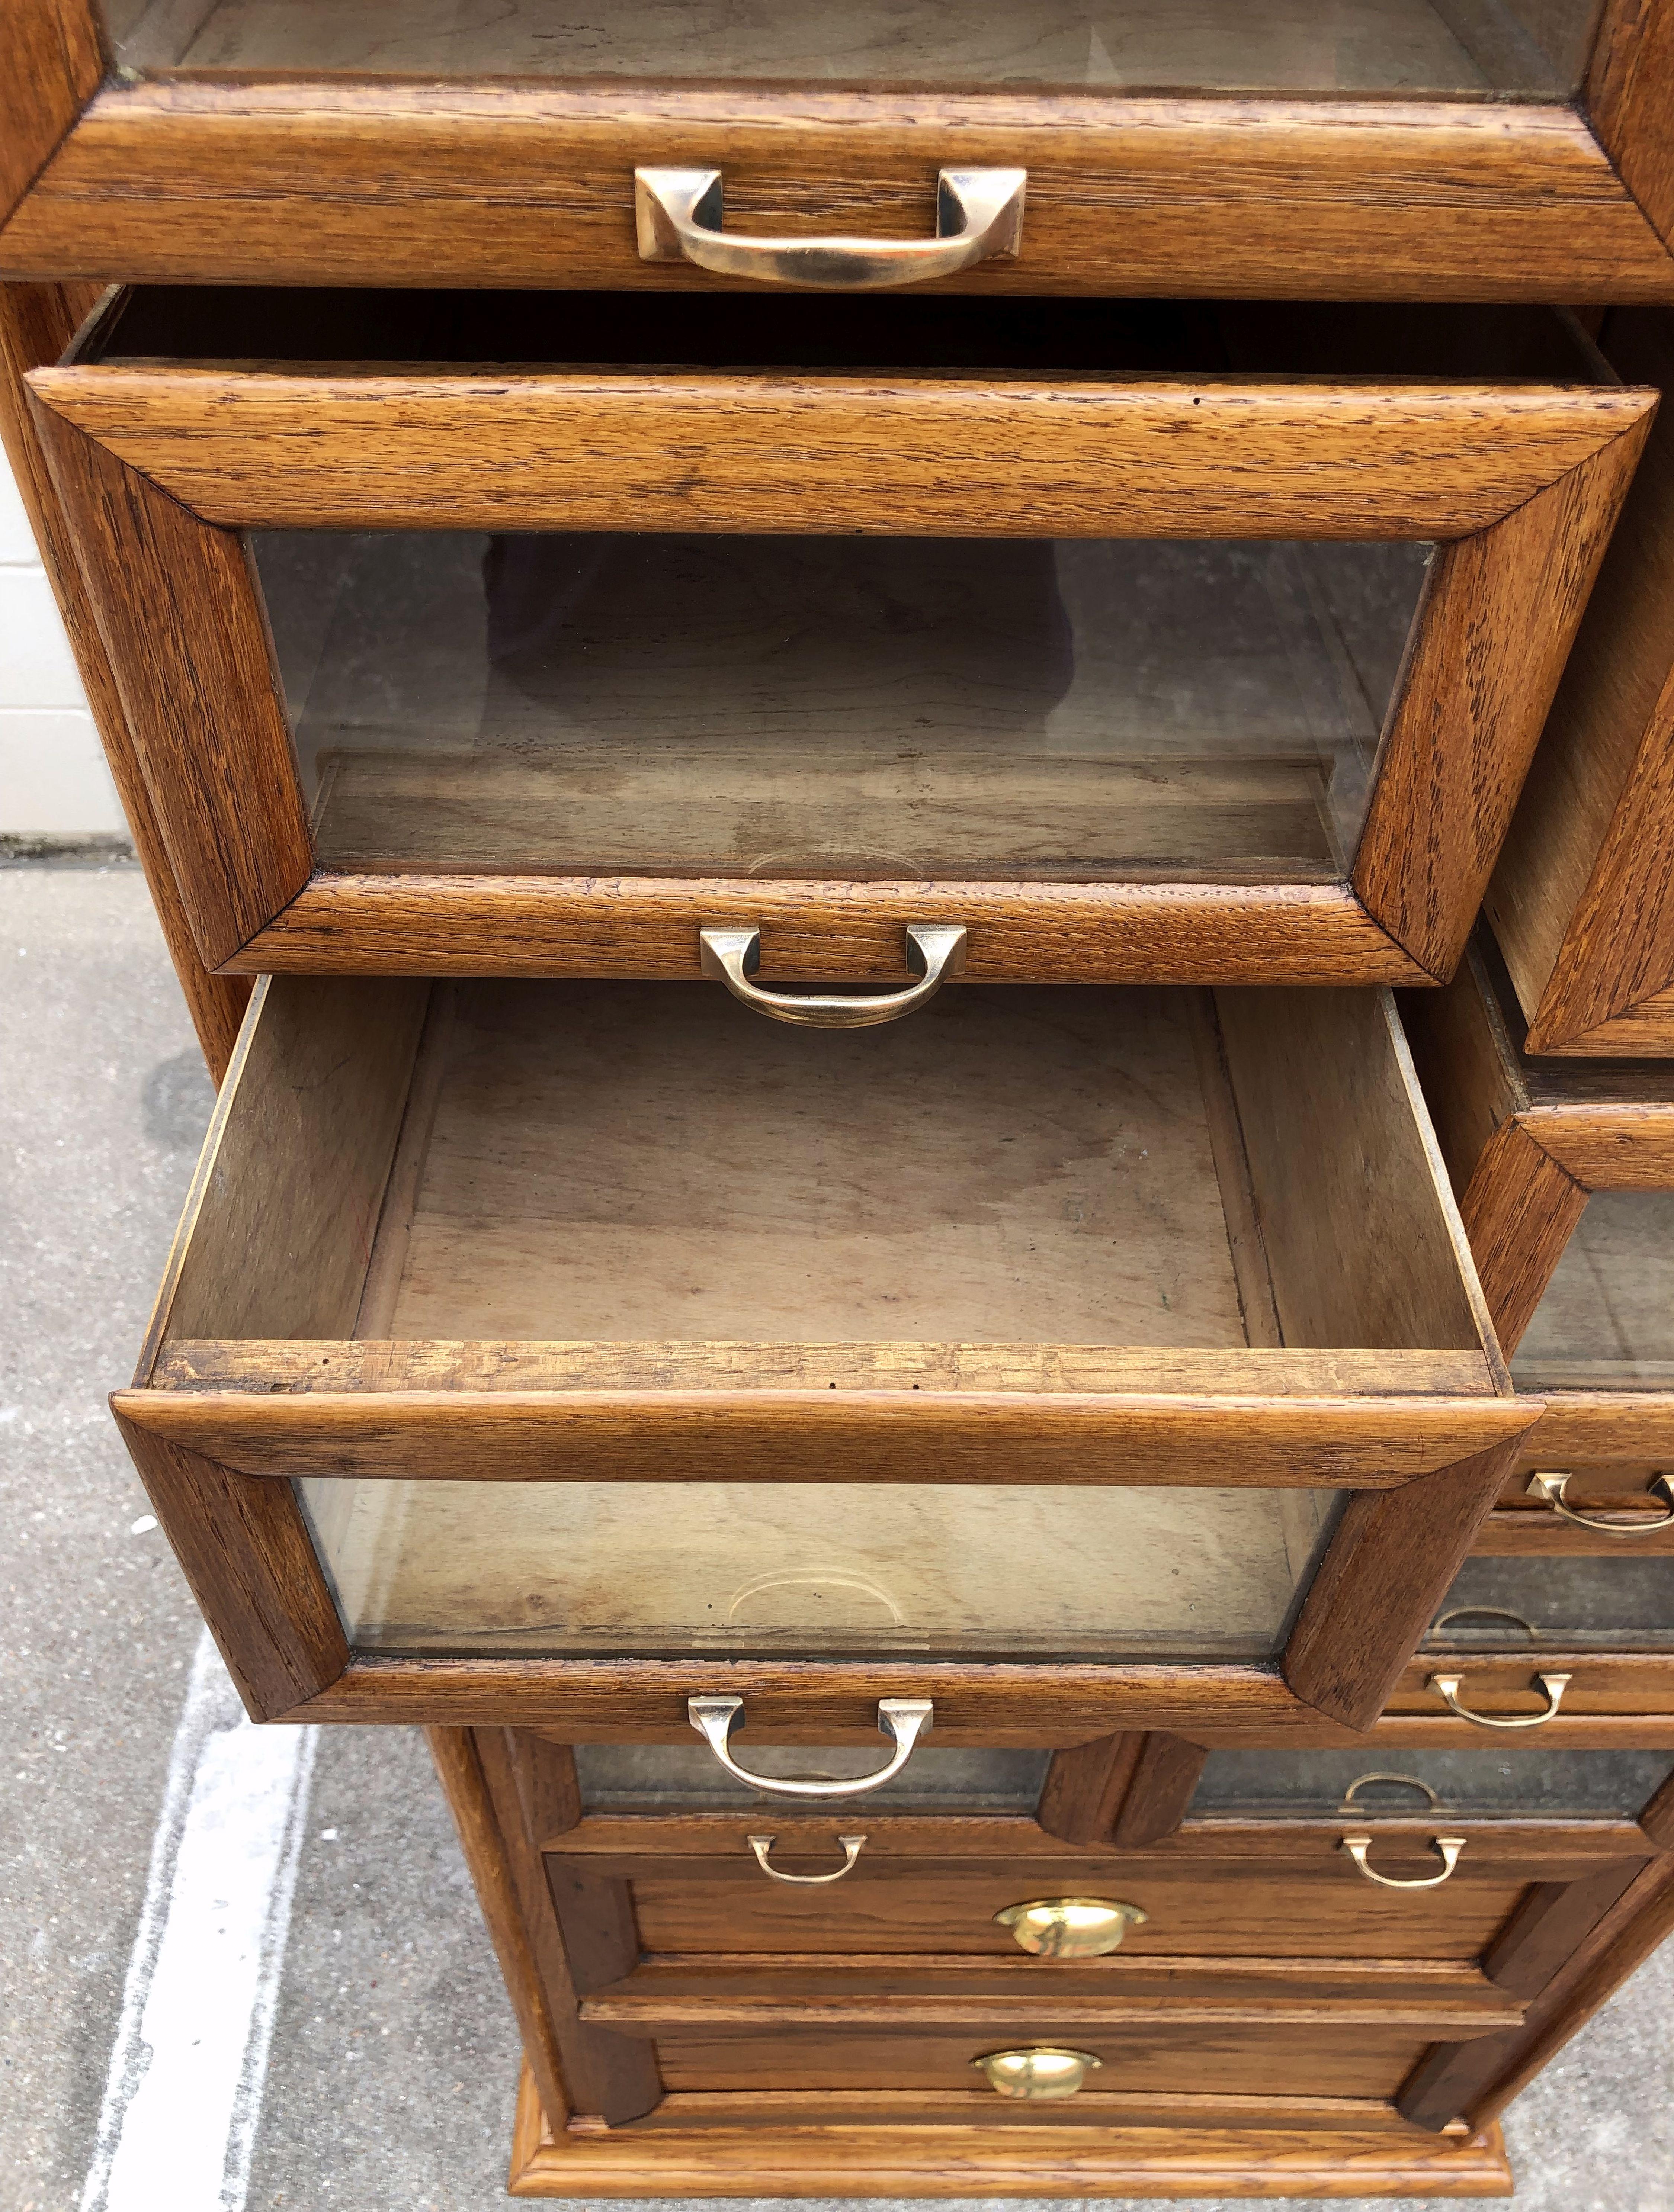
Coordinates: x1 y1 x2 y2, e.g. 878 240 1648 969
687 1694 933 1797
1343 1833 1466 1890
699 925 966 1029
635 166 1026 290
974 2047 1102 2100
1528 1469 1674 1535
1428 1671 1572 1729
748 1833 866 1885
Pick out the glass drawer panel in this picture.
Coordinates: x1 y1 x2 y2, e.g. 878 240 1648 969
1511 1192 1674 1393
1191 1748 1674 1822
100 0 1598 97
295 1476 1340 1660
1426 1555 1674 1651
255 531 1431 887
571 1742 1050 1811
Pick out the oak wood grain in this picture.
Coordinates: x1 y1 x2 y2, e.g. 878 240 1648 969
1115 1734 1212 1848
1036 1735 1141 1848
5 74 1669 306
111 1414 348 1721
0 0 101 232
236 876 1430 986
1489 308 1674 1052
1587 0 1674 253
1357 416 1656 981
1457 1122 1589 1353
29 366 1649 538
28 395 313 968
1482 1864 1643 1997
0 281 249 1076
476 1729 662 2125
510 2068 1511 2190
426 1728 575 2132
110 1389 1531 1488
1282 1443 1518 1731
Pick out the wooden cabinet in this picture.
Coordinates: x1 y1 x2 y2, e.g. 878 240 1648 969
424 1724 1674 2190
7 3 1674 300
112 967 1536 1733
28 289 1652 985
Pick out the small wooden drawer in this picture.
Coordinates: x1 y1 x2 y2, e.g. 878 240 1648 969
32 291 1651 987
7 2 1674 302
113 969 1532 1733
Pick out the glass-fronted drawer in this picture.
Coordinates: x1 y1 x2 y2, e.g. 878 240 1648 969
98 0 1601 95
111 969 1526 1727
33 290 1649 984
570 1742 1050 1813
1189 1748 1674 1823
1511 1191 1674 1394
1425 1556 1674 1652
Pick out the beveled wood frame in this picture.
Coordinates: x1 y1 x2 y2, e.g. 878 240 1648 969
25 311 1655 985
4 1 1674 301
1402 932 1674 1351
1490 306 1674 1053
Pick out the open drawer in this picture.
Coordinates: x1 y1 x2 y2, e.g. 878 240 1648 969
32 290 1652 987
112 971 1533 1731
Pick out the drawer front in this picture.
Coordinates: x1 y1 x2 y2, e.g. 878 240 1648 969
12 12 1673 300
36 293 1649 983
648 2020 1446 2099
616 1855 1536 1959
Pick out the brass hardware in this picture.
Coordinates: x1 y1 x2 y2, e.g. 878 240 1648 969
748 1834 866 1885
687 1694 933 1797
699 923 967 1028
1528 1469 1674 1536
1341 1773 1443 1813
972 2047 1102 2100
1428 1671 1572 1729
1342 1833 1466 1890
636 167 1026 290
1427 1606 1539 1645
994 1898 1148 1959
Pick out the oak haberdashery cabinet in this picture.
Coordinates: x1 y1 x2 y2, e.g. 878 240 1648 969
7 1 1674 300
9 0 1674 2199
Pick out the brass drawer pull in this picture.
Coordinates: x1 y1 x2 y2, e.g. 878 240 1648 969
974 2047 1102 2100
1342 1773 1443 1813
636 167 1026 290
1528 1469 1674 1536
699 924 966 1029
995 1898 1148 1958
1343 1834 1466 1890
1428 1606 1538 1645
687 1693 933 1797
748 1833 866 1884
1428 1671 1572 1729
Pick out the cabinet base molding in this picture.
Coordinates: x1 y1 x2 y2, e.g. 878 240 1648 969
507 2065 1512 2197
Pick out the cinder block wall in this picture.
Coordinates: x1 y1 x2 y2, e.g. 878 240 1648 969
1 448 125 839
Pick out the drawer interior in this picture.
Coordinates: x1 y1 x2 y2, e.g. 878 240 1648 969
1425 1555 1674 1650
148 974 1488 1659
1188 1747 1674 1823
99 6 1596 101
252 527 1426 886
1510 1191 1674 1393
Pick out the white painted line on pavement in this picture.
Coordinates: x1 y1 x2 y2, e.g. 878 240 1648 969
80 1631 318 2212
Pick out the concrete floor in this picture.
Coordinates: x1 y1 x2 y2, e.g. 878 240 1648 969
3 860 1671 2212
